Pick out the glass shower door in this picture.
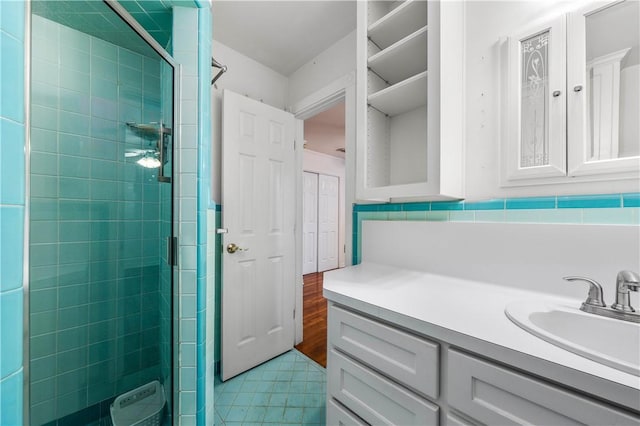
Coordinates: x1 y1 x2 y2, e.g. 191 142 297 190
28 2 175 425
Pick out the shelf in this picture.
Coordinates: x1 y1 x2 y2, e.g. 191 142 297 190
126 122 172 137
368 71 427 116
368 0 428 50
368 26 427 85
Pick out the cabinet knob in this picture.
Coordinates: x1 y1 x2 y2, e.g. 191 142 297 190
573 85 583 92
552 90 562 97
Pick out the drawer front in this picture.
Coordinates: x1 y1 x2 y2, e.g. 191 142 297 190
327 398 369 426
329 349 439 425
447 349 640 426
443 413 476 426
329 304 439 398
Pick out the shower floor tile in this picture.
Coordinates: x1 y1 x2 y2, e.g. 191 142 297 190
214 349 326 425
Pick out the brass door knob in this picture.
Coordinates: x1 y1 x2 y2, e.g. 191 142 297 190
227 243 248 254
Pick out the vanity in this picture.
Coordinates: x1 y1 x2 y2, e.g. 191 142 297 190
324 221 640 425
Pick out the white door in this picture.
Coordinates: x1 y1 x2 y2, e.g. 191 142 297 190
317 174 339 272
302 171 318 274
221 89 296 381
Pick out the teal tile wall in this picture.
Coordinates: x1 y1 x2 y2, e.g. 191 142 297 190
171 4 212 423
0 1 26 425
29 15 168 425
196 5 213 424
352 193 640 264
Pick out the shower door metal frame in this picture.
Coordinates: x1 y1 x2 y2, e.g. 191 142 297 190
22 1 32 423
23 1 182 424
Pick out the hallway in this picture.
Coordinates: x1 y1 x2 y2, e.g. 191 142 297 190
295 273 328 367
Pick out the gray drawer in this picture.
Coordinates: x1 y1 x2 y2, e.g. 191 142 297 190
329 304 439 398
329 349 439 425
447 349 640 426
327 398 369 426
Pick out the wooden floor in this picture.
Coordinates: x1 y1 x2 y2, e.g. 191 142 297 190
295 272 328 367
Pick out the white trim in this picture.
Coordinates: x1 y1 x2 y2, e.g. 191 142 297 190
291 72 356 119
294 120 305 346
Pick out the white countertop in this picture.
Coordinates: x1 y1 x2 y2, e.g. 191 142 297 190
323 262 640 404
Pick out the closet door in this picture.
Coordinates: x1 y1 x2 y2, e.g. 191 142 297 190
318 174 339 272
302 171 318 274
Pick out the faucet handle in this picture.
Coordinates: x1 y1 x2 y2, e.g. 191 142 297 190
612 270 640 312
563 276 606 308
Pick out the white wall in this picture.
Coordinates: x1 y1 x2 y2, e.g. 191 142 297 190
287 30 356 107
464 1 640 200
303 150 346 268
210 41 289 202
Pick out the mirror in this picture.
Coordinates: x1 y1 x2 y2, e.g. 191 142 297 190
585 0 639 161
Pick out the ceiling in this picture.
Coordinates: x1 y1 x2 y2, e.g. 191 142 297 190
211 1 356 76
304 102 345 159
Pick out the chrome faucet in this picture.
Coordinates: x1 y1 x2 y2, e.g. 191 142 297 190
564 270 640 323
563 276 605 309
611 270 640 312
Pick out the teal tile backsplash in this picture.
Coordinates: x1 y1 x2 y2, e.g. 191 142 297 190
557 193 622 209
622 193 640 207
353 193 640 264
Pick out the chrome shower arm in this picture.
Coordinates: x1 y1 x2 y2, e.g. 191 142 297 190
211 57 227 85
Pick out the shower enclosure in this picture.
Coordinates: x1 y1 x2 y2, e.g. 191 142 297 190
27 1 176 424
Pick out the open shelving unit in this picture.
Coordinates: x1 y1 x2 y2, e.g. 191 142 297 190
368 71 428 116
356 0 465 201
368 0 428 49
368 26 428 85
364 0 429 194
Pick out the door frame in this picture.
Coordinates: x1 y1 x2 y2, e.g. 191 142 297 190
290 72 356 345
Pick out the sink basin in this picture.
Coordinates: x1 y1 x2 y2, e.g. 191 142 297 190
505 300 640 376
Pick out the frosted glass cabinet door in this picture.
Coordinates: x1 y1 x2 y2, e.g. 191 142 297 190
567 0 640 177
504 16 567 182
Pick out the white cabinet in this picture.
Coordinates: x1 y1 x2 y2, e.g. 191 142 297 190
447 349 640 426
326 302 640 426
329 304 439 399
327 303 440 425
356 0 465 202
502 0 640 186
329 349 440 425
326 399 368 426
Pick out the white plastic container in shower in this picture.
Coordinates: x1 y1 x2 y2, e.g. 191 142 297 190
110 380 166 426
